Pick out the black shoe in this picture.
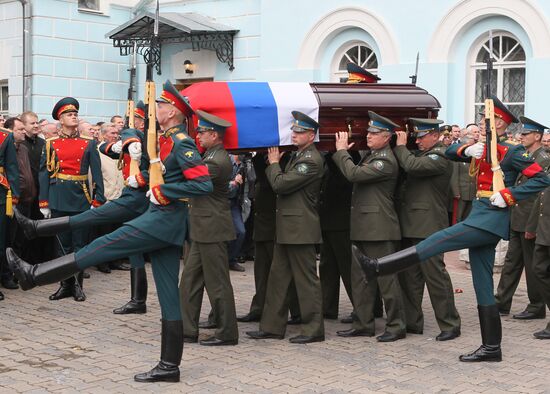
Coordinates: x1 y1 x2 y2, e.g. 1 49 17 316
336 328 374 337
113 300 146 314
237 313 261 322
376 331 406 342
436 329 461 341
82 271 90 279
13 207 70 239
513 310 545 320
289 335 325 344
135 319 183 382
198 320 217 329
246 330 284 340
459 345 502 362
134 361 180 383
287 316 302 325
533 329 550 339
72 278 86 302
97 263 111 274
110 261 131 271
199 336 238 346
1 276 19 289
49 280 74 300
229 263 245 272
113 267 147 314
353 244 420 282
183 335 198 343
406 328 423 335
7 248 79 291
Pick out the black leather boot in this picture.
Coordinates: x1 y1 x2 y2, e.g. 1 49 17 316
72 271 86 302
134 319 183 383
49 279 74 300
13 207 70 240
113 267 147 314
353 244 421 282
459 305 502 362
6 248 79 291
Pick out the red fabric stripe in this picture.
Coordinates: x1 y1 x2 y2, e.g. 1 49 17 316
183 165 209 180
522 162 543 178
182 82 238 149
494 106 513 124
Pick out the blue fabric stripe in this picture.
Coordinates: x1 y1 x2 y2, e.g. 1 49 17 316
227 82 280 148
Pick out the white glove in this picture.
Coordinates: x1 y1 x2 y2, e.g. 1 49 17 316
126 175 139 189
128 142 142 161
111 140 123 154
490 192 507 208
146 190 161 205
464 142 484 159
40 208 51 219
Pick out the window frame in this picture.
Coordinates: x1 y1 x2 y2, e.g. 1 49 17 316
466 31 526 127
331 41 379 83
0 80 8 116
77 0 103 14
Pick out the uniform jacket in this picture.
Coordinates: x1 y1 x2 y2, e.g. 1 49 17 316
450 161 477 202
446 136 550 239
189 143 235 243
128 124 213 246
510 146 550 232
319 152 353 232
252 153 276 242
39 133 105 212
266 144 324 244
99 128 149 215
333 144 400 241
0 130 20 205
394 142 452 238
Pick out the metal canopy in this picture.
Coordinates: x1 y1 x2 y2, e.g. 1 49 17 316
106 12 239 74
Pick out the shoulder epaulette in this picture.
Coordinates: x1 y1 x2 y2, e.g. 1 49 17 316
80 135 93 140
175 133 187 141
505 139 520 145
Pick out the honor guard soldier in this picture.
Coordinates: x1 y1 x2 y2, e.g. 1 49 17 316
7 82 212 383
0 127 19 300
393 118 461 341
495 116 550 318
39 97 105 302
346 62 380 83
247 111 326 344
179 110 239 346
355 96 550 362
134 100 146 132
332 111 406 341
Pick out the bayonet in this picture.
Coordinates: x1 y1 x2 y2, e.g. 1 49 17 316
410 52 419 85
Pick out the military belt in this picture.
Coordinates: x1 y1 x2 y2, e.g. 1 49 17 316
55 174 88 181
476 191 493 198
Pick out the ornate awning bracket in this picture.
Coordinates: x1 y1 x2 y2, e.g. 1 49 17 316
108 12 238 74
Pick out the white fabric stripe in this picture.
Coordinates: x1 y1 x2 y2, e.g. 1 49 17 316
268 82 320 146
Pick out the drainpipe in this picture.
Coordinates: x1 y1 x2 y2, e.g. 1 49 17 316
0 0 31 112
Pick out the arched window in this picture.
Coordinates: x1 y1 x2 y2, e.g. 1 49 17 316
333 42 378 82
471 33 525 133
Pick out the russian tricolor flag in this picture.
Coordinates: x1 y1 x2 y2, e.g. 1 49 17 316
182 82 319 149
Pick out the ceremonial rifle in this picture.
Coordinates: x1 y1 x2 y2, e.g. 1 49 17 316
484 30 505 192
144 0 164 188
125 42 140 177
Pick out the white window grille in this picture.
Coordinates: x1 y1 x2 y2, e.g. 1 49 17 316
78 0 100 12
333 42 378 83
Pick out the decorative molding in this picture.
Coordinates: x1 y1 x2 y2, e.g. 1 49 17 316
297 7 399 69
428 0 550 62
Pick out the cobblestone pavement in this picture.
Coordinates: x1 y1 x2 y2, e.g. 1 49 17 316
1 251 550 393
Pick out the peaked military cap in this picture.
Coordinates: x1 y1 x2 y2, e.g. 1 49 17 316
491 95 519 124
367 111 399 133
519 116 548 134
291 111 319 133
52 97 79 120
409 118 444 137
156 80 194 117
346 63 380 84
439 124 452 134
134 100 146 119
195 110 232 135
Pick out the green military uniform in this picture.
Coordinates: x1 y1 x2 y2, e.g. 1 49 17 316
319 152 354 319
394 134 461 335
496 145 550 316
333 139 405 338
180 135 239 343
258 121 325 340
450 161 477 222
0 130 20 299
